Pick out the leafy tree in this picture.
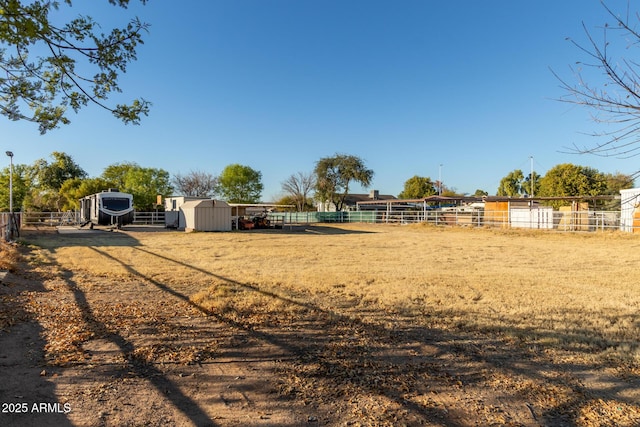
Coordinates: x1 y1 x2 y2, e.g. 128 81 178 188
101 162 172 210
26 151 87 211
600 172 635 209
554 2 640 164
272 195 297 212
538 163 608 208
0 163 30 211
0 0 150 133
281 171 316 211
603 172 635 195
23 185 61 212
522 171 542 197
497 169 524 197
172 170 218 197
101 162 136 191
440 187 463 197
217 164 263 203
398 175 436 199
314 154 374 211
59 177 113 211
473 189 488 197
30 151 87 190
125 167 172 210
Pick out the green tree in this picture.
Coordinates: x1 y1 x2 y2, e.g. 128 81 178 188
522 171 542 197
398 175 437 199
101 162 172 210
441 187 463 197
603 172 635 195
30 152 87 190
101 162 136 191
314 154 374 211
0 0 150 133
125 167 172 210
497 169 524 197
473 189 488 197
59 177 114 211
601 172 635 209
26 152 87 211
217 164 263 203
0 163 30 211
538 163 608 208
272 195 298 212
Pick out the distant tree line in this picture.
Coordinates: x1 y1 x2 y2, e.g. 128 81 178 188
0 152 634 213
0 152 173 212
496 164 634 208
1 2 637 214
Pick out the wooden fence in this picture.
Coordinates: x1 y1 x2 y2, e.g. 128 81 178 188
0 213 20 241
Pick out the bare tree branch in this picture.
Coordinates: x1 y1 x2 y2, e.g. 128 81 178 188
282 172 316 211
554 1 640 167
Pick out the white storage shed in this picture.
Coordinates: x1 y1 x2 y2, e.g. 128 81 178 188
620 188 640 232
164 196 209 229
182 199 232 232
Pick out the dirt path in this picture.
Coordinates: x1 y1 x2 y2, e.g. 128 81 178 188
1 251 318 426
1 228 639 426
0 259 538 427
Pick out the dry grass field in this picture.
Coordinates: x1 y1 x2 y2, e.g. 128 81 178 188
2 223 640 426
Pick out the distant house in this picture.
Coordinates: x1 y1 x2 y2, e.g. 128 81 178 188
317 190 397 212
620 188 640 233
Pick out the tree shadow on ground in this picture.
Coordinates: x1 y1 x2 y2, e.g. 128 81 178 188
20 227 140 250
0 257 74 427
237 224 376 235
55 268 218 426
18 229 640 426
94 245 640 426
14 233 220 426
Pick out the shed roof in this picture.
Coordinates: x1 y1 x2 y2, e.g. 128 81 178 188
181 199 230 209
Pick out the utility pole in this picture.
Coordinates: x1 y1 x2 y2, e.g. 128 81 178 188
6 151 12 213
530 156 534 197
5 151 14 241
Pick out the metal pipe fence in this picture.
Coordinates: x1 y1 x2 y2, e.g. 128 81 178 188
270 209 634 232
4 209 638 234
17 211 166 228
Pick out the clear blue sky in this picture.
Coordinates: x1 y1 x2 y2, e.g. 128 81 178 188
4 0 639 200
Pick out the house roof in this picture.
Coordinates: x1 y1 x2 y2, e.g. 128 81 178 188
356 195 458 206
343 193 397 205
356 194 619 207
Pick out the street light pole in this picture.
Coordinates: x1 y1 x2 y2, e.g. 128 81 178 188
530 156 534 198
5 151 13 213
5 151 14 241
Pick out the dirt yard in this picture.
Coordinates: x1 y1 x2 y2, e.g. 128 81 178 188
1 224 639 426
